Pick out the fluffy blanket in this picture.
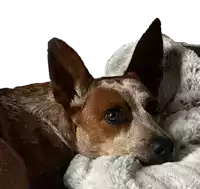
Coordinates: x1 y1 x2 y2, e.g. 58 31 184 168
64 35 200 189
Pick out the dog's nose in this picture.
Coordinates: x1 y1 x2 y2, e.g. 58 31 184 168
151 136 174 164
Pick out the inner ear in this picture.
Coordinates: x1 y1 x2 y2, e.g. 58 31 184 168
125 18 164 97
48 38 94 114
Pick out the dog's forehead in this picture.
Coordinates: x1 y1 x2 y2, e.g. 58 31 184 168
93 77 149 103
98 77 146 92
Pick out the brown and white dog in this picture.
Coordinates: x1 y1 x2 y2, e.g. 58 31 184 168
48 18 174 164
0 18 174 189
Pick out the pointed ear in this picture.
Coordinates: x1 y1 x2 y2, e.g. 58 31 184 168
125 18 163 97
48 38 94 113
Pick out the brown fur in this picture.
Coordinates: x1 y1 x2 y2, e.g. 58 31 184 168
0 83 75 188
0 138 28 189
74 87 133 156
71 78 169 160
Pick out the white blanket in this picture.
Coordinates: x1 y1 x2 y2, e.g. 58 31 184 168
64 35 200 189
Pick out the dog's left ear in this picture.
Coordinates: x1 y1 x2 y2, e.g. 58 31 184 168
125 18 163 97
48 38 94 114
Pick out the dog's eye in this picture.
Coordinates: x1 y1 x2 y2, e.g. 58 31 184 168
145 98 160 115
104 108 124 125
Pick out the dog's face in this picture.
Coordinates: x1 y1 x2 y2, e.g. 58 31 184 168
48 18 174 165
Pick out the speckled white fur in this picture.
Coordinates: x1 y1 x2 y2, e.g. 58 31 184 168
64 35 200 189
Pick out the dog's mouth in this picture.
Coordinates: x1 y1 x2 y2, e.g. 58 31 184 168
136 157 165 166
134 156 148 166
135 154 175 167
138 159 147 166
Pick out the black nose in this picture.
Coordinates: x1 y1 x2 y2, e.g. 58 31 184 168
151 136 174 164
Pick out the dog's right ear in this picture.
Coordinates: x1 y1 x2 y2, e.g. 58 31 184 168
124 18 164 97
48 38 94 115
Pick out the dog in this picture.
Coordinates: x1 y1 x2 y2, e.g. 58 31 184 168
0 18 174 189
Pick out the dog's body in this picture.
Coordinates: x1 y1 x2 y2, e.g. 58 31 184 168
0 83 75 188
0 18 190 188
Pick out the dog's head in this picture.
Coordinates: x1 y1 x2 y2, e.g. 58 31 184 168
48 18 174 165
